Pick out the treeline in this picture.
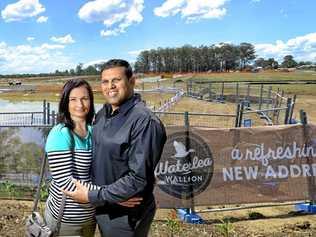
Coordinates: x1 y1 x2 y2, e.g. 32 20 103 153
134 43 316 73
134 43 256 73
1 43 315 78
0 63 104 79
255 55 315 69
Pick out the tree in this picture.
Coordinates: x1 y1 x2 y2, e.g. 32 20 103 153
84 65 98 75
0 128 21 173
69 69 75 75
266 58 278 69
281 55 297 68
239 43 256 70
75 63 84 75
254 58 265 68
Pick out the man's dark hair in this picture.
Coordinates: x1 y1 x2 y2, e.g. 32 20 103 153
58 78 95 130
101 59 133 79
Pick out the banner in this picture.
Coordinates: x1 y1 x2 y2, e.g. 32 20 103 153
2 125 316 208
154 124 316 208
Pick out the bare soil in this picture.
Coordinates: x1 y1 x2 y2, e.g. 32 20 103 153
1 200 316 237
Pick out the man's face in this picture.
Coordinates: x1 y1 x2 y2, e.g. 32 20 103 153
101 66 135 111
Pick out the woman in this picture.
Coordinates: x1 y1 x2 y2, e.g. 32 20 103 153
44 79 97 236
45 79 141 236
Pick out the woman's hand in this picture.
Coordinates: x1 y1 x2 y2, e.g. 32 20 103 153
118 197 143 208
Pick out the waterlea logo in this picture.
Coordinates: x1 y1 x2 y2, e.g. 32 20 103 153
155 131 214 199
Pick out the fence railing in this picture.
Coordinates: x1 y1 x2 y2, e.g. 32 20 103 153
186 81 296 127
154 111 237 128
0 110 237 128
0 100 57 127
0 112 45 126
0 102 294 128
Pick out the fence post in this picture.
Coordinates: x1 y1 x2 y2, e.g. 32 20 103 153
236 82 239 103
184 111 195 213
284 98 292 124
278 90 284 108
221 82 224 101
274 88 280 108
43 100 46 125
238 102 244 127
300 110 316 204
276 90 284 123
235 103 240 127
47 102 50 125
267 86 272 109
259 84 263 110
31 112 34 126
51 110 56 125
300 109 307 125
288 95 296 124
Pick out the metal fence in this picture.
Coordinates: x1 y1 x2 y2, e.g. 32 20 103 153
0 111 48 126
0 104 294 128
0 110 238 128
155 111 236 128
0 100 57 127
187 81 296 127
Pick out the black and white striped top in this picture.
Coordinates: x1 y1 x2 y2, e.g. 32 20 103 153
45 124 99 224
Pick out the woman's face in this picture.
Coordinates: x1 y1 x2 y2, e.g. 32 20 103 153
68 85 90 121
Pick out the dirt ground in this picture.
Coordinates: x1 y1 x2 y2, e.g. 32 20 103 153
1 200 316 237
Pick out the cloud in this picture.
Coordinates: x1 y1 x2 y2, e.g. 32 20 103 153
128 49 145 56
100 29 120 37
37 15 48 23
255 32 316 62
0 41 75 74
1 0 45 22
154 0 229 22
83 59 108 68
26 37 35 42
50 34 75 44
78 0 144 38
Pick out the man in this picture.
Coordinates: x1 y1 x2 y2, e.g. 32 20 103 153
65 59 166 237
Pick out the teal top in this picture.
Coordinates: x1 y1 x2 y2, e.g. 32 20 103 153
45 123 92 152
45 123 96 224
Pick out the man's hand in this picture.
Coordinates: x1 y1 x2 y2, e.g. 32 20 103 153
118 197 143 208
62 179 89 203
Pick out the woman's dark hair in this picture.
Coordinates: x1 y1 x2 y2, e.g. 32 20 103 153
101 59 133 79
58 79 95 130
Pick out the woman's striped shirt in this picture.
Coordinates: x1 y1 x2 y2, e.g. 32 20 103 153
45 123 98 224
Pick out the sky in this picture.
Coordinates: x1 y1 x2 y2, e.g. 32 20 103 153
0 0 315 74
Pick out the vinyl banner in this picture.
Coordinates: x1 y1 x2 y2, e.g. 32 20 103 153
154 124 316 208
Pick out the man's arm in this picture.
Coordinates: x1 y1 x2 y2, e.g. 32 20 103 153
89 117 166 206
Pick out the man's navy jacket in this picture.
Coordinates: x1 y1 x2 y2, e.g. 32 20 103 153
89 94 166 217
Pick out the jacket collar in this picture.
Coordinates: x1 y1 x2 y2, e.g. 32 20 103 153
104 93 141 117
